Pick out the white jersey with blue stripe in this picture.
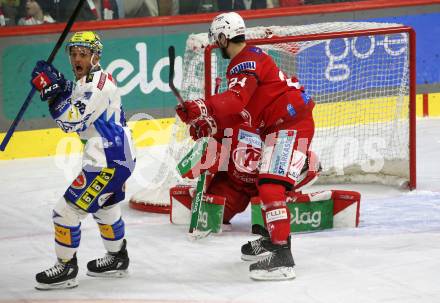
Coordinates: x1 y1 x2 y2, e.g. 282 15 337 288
51 67 136 169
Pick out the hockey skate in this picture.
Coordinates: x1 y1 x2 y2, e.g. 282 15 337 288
249 237 296 281
241 225 272 261
35 253 79 290
87 239 129 277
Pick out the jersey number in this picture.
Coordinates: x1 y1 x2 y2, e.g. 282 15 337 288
228 77 247 89
74 100 86 115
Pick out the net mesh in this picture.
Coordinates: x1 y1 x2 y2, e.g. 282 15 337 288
130 21 412 210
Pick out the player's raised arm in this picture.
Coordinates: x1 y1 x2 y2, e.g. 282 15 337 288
175 12 259 138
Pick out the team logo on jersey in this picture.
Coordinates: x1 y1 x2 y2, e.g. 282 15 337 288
71 171 87 189
230 61 256 75
232 146 261 174
98 192 113 207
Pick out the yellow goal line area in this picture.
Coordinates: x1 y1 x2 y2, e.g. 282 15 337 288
0 92 439 160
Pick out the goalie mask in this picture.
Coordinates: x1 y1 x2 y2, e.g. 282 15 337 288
209 12 246 45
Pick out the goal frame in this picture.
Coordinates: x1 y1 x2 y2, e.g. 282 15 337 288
203 26 416 189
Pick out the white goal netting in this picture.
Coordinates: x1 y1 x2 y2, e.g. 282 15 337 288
130 21 415 212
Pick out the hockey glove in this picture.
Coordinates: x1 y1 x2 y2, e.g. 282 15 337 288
31 60 67 101
189 116 218 140
176 98 212 124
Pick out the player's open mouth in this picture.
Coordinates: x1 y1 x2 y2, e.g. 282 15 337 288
75 66 83 73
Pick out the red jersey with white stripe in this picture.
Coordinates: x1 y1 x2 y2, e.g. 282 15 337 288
207 45 314 135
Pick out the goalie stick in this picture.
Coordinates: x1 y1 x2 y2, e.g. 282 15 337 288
187 79 222 240
168 45 206 235
168 45 224 238
0 0 86 151
168 46 184 106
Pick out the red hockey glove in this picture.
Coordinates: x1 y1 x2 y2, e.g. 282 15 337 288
189 116 218 140
176 98 212 124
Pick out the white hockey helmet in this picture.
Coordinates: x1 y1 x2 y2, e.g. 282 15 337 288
208 12 246 44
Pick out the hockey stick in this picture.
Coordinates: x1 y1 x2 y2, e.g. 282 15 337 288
168 45 184 106
0 0 86 151
187 78 222 240
168 45 202 235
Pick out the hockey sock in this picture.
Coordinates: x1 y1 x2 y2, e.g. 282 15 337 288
93 205 125 253
54 222 81 260
258 183 290 245
53 198 87 260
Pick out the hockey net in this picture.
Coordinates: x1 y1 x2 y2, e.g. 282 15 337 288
129 22 416 213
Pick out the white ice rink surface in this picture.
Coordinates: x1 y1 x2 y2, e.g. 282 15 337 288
1 119 440 303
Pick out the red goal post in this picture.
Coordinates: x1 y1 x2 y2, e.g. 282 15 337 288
129 22 416 213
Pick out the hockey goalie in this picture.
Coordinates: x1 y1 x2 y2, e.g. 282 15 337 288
171 121 322 226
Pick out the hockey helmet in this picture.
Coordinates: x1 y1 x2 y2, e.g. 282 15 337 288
66 31 103 56
208 12 246 44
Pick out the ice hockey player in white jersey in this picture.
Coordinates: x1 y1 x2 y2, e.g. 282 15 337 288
31 31 136 290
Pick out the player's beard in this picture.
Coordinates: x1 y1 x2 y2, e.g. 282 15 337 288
220 47 230 59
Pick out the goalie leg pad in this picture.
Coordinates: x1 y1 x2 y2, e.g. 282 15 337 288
206 171 255 223
93 204 125 253
52 198 87 260
292 150 321 192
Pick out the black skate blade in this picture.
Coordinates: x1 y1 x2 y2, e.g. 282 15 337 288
35 278 78 290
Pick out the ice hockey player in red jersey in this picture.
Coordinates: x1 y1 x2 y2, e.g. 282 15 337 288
176 12 315 280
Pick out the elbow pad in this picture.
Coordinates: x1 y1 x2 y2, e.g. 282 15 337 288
208 90 246 118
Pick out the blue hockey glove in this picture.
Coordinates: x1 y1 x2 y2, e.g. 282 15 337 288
31 60 67 101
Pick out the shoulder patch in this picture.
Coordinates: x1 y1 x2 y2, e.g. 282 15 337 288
86 73 94 83
97 73 107 90
230 61 256 75
249 47 263 54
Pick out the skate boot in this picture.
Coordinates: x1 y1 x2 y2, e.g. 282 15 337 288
249 237 295 281
35 253 79 290
241 225 272 261
87 239 129 277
